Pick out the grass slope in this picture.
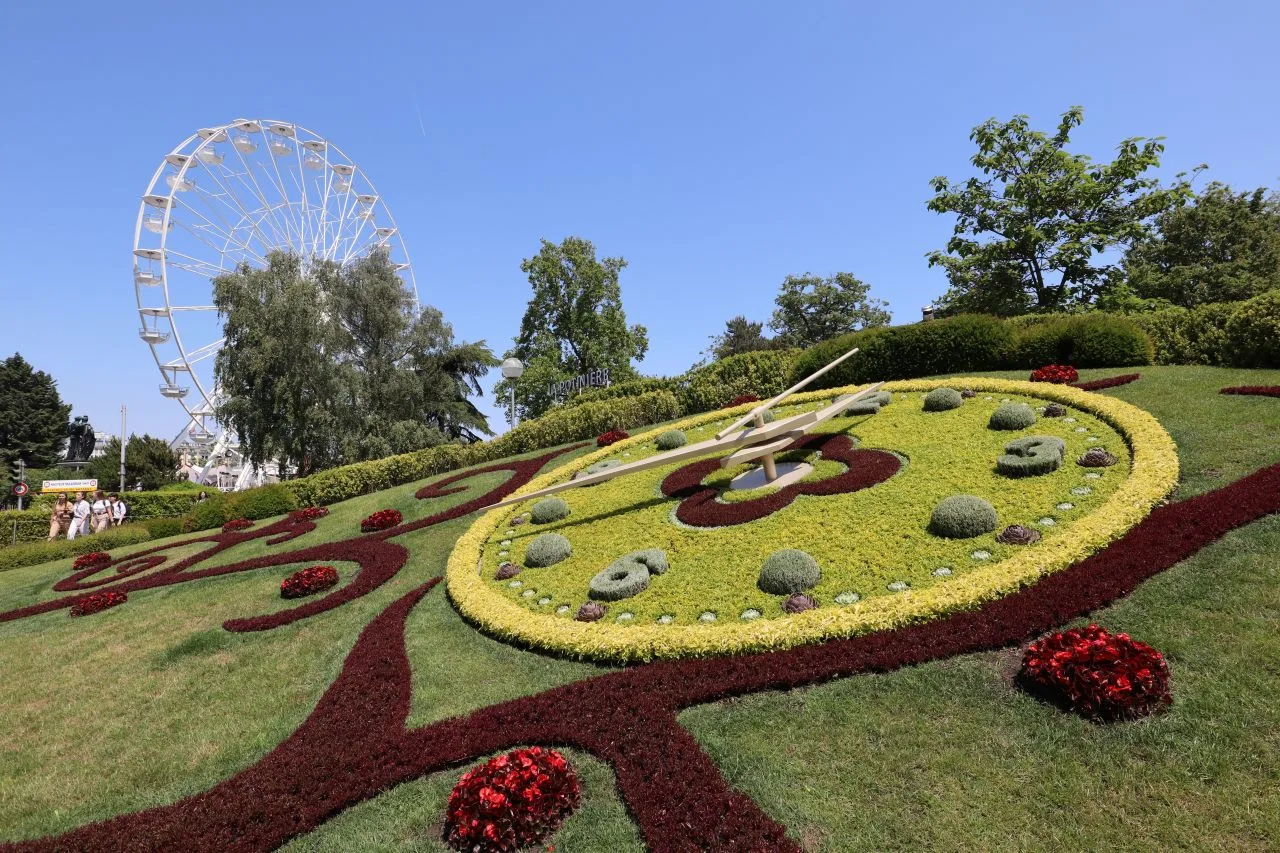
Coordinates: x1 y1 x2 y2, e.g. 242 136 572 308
0 366 1278 851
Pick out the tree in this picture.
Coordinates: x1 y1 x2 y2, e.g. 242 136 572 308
926 106 1202 315
1123 182 1280 307
707 316 781 360
496 237 649 421
214 250 497 474
768 273 890 348
84 435 182 491
0 353 72 470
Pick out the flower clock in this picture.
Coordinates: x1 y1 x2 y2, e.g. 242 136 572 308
69 591 127 617
360 508 402 532
280 565 340 599
222 518 252 533
72 551 111 571
451 378 1179 662
444 747 581 853
1018 624 1172 721
1031 364 1079 384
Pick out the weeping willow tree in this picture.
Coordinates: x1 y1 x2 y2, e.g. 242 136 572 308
213 250 498 475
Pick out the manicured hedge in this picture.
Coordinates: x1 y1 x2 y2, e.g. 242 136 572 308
1131 290 1280 368
677 350 799 413
788 314 1016 389
1011 315 1153 368
560 377 683 410
0 525 153 574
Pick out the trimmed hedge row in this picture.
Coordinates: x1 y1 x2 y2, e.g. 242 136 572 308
788 313 1152 390
1131 290 1280 368
0 525 153 574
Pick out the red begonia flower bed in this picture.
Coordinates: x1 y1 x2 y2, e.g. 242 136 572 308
444 747 581 852
1072 373 1141 391
596 429 629 448
1030 364 1078 384
360 509 402 533
294 506 330 521
1220 386 1280 398
661 433 900 527
72 551 111 571
281 566 340 600
1018 624 1171 721
222 518 253 532
725 394 761 407
69 591 127 617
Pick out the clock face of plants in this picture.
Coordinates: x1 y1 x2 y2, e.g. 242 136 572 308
449 379 1177 662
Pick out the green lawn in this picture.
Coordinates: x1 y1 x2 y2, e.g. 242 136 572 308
1 366 1278 851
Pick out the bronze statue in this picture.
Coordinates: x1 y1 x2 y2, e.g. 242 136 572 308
65 416 96 463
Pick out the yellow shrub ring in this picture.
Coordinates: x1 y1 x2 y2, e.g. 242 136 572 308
447 378 1178 662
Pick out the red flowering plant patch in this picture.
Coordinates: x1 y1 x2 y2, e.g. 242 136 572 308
280 565 340 600
293 506 330 521
444 747 581 853
1221 385 1280 398
596 429 629 448
222 518 253 533
1018 624 1172 722
72 551 112 571
1030 364 1079 384
1073 373 1141 391
69 591 127 617
360 509 402 533
725 394 761 408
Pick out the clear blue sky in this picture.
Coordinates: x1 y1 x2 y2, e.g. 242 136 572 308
1 0 1275 441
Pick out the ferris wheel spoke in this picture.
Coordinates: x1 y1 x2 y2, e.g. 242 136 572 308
192 161 291 257
261 141 306 251
226 138 298 251
171 197 269 268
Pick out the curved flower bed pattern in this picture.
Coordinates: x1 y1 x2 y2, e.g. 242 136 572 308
1220 385 1280 398
1018 624 1171 721
1072 373 1141 391
222 518 252 533
293 506 329 521
1031 364 1078 384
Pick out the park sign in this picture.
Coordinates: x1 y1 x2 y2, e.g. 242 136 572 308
548 368 611 401
42 478 98 494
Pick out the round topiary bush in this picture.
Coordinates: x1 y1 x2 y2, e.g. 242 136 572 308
758 549 821 595
530 497 570 524
655 430 687 450
524 533 572 567
573 460 621 482
996 524 1042 545
923 387 963 412
996 435 1066 478
588 549 669 601
1078 448 1119 467
1044 403 1067 417
575 601 606 622
929 495 998 538
989 402 1037 430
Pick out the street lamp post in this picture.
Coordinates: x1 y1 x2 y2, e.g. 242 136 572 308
500 358 524 428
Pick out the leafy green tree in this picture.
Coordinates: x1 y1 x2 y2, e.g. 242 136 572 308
496 237 649 421
85 435 182 491
1123 182 1280 307
927 106 1202 315
708 316 781 360
0 353 72 470
768 273 890 348
214 250 497 474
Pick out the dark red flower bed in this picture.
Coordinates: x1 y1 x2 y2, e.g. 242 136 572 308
69 591 127 617
661 433 900 527
72 551 111 571
1018 624 1171 721
1072 373 1141 391
444 747 581 852
294 506 330 521
360 509 402 533
1030 364 1078 384
281 565 340 599
725 394 761 408
14 419 1280 853
222 518 253 532
596 429 629 448
1220 386 1280 398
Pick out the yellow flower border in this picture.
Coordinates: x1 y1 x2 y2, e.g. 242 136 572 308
447 378 1179 663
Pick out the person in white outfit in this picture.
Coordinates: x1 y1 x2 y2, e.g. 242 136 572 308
68 491 91 540
111 494 127 526
90 490 112 534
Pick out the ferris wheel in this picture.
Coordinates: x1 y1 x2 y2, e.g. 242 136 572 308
132 118 417 471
